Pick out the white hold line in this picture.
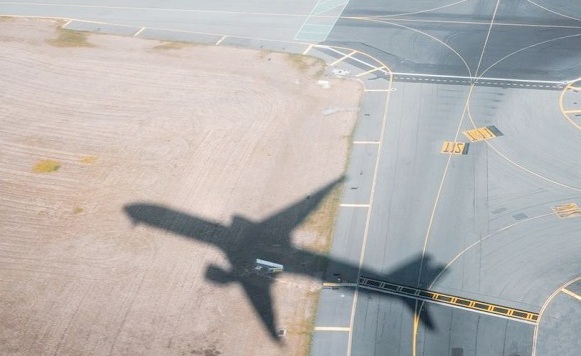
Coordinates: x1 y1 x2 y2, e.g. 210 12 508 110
391 72 566 85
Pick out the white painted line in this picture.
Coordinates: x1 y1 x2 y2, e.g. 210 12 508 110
1 2 309 18
330 50 357 66
320 46 382 72
314 326 351 332
303 43 313 55
353 141 380 144
392 71 565 85
215 35 227 45
62 19 72 29
340 204 370 208
347 57 393 356
133 27 145 37
356 66 386 77
477 0 500 77
562 288 581 301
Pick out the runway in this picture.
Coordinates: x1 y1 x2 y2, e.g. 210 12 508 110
2 0 580 355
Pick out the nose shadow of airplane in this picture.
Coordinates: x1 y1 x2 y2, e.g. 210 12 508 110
123 177 447 342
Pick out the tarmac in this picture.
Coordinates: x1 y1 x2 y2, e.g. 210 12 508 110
1 1 580 355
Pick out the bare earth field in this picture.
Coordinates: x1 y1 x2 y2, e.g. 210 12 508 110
0 18 361 356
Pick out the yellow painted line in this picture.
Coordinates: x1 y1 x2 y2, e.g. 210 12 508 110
559 82 581 130
533 277 581 356
314 326 351 332
568 85 581 91
359 277 538 323
302 43 313 55
412 83 478 356
562 288 581 301
356 66 386 77
330 50 357 66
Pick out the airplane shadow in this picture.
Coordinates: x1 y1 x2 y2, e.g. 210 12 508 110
123 177 447 342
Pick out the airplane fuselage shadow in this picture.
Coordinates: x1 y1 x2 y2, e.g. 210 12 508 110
123 178 447 341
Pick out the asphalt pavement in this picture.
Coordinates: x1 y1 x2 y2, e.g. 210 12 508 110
2 1 580 355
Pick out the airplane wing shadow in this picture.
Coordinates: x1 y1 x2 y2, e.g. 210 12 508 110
123 177 447 342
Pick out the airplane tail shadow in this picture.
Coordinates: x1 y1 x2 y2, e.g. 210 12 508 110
123 177 448 341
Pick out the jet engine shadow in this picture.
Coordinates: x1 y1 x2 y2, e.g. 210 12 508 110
123 177 447 342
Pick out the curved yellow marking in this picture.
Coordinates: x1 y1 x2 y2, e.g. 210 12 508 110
353 0 470 19
532 277 581 356
412 301 421 356
360 17 472 76
559 81 581 130
466 89 581 192
478 33 581 78
429 213 554 288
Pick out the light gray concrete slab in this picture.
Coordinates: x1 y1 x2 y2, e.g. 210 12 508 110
314 288 355 327
352 92 387 143
0 0 323 42
418 303 534 356
311 329 349 356
351 293 415 355
340 143 377 205
325 206 368 281
534 291 581 356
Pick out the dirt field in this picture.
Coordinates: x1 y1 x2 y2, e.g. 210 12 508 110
0 18 361 356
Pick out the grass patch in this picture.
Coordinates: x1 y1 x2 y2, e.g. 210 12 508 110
286 54 326 78
48 28 93 48
302 182 344 254
73 207 84 215
153 41 196 50
33 159 61 173
80 155 97 164
289 289 321 356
